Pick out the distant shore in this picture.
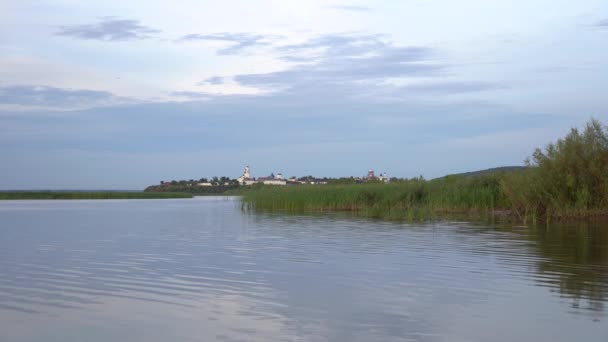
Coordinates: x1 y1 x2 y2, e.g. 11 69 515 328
0 192 192 200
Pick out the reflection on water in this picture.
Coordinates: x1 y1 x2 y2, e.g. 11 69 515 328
0 198 607 341
526 224 608 314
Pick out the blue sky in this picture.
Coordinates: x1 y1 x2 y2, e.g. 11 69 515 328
1 0 607 189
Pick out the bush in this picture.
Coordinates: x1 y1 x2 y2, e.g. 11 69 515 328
501 119 608 221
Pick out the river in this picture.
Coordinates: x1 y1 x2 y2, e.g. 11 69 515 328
0 197 607 341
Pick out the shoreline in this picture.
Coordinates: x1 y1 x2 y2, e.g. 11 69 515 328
244 204 608 224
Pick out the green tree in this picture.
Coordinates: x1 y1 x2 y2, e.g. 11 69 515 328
502 118 608 220
531 119 608 209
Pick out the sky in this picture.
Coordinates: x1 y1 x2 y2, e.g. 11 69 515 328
1 0 607 189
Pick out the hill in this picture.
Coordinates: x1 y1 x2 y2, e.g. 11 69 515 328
441 166 528 179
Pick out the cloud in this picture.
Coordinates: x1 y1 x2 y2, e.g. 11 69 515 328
0 85 127 109
276 34 386 57
180 33 277 55
327 5 372 12
402 81 507 94
594 19 608 27
55 17 159 41
201 76 225 85
234 34 442 95
170 91 211 100
534 66 568 73
179 33 505 102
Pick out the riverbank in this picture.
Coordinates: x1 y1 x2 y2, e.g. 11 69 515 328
0 192 192 200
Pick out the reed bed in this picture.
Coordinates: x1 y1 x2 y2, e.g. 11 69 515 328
242 176 507 221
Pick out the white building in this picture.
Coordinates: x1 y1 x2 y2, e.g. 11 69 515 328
258 172 287 185
237 165 252 185
237 166 287 186
378 172 390 183
261 179 287 186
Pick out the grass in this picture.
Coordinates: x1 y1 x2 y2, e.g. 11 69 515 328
0 192 192 200
241 176 509 221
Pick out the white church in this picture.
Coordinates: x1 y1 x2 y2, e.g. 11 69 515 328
238 165 287 186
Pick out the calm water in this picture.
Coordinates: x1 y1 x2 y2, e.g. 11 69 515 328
0 197 607 341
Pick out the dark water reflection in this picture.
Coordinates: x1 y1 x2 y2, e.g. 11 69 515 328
515 224 608 314
0 197 606 341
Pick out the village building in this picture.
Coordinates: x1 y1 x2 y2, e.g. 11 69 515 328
378 172 390 183
257 172 287 185
366 169 389 183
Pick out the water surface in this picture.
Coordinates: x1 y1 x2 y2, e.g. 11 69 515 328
1 197 607 341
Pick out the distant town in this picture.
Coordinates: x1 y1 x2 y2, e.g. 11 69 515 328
235 165 390 186
147 165 391 193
